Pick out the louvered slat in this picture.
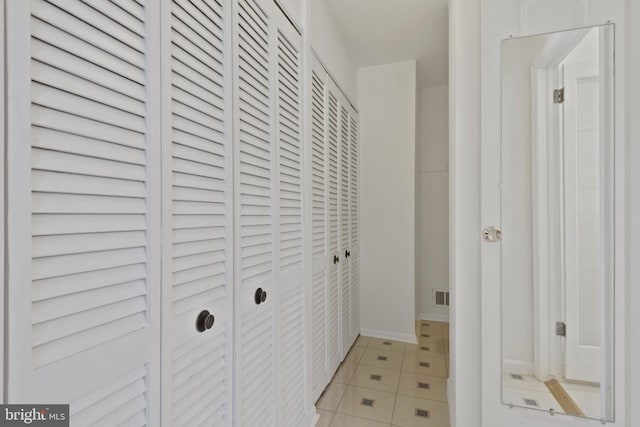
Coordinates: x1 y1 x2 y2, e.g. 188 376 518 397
70 366 148 427
328 93 339 255
312 270 327 398
172 330 227 426
164 1 231 426
238 0 273 291
240 304 275 426
350 115 360 339
279 288 306 426
29 0 149 370
277 31 303 271
235 1 277 426
311 67 330 400
326 90 341 373
170 0 228 315
339 106 351 355
274 22 306 424
311 72 326 260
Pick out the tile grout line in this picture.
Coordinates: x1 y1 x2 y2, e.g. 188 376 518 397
319 323 451 426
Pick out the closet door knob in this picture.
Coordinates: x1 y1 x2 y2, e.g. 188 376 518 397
333 255 339 264
196 310 215 332
255 288 263 305
261 290 267 303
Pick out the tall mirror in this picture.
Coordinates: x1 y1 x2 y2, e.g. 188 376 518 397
500 24 614 421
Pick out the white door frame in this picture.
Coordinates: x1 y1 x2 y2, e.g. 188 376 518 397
529 29 591 382
0 0 5 404
531 64 564 382
530 28 615 406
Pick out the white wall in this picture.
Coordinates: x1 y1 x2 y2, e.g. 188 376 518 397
448 0 482 425
627 1 640 425
310 0 357 104
450 0 639 426
358 60 417 343
416 85 449 322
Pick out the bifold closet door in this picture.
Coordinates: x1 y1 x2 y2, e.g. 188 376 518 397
6 0 161 424
233 0 306 425
160 0 234 426
339 102 359 357
310 59 345 400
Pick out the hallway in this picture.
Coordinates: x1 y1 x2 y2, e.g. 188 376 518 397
315 321 450 426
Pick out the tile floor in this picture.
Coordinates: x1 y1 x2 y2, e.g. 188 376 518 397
315 320 450 427
502 373 601 418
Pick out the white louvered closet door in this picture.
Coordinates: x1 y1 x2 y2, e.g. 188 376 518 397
160 0 233 426
326 80 342 378
273 11 307 427
338 102 351 360
233 1 306 424
6 0 161 425
310 57 330 402
349 111 361 341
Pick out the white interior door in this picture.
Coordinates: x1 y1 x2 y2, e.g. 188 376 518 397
562 58 602 384
6 0 161 424
160 0 234 425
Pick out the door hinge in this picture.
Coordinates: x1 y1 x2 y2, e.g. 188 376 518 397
553 88 565 104
555 322 566 337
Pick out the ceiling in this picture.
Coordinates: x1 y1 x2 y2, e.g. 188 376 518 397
323 0 449 89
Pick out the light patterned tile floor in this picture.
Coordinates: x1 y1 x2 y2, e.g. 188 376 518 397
316 320 450 427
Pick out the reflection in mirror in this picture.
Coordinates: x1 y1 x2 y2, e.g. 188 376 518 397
500 24 614 421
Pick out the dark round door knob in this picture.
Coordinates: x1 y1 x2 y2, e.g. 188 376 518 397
196 310 215 332
261 290 267 303
255 288 263 305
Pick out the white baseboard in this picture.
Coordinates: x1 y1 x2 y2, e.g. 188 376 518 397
502 359 534 375
360 328 418 344
307 408 320 427
447 377 454 426
418 312 450 322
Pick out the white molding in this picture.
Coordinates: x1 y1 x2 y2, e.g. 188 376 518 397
447 378 453 423
0 0 5 405
307 409 320 427
503 359 535 375
5 0 33 401
627 1 640 426
419 313 450 323
450 0 483 425
360 328 418 344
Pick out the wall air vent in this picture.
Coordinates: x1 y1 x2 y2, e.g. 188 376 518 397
434 290 450 307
